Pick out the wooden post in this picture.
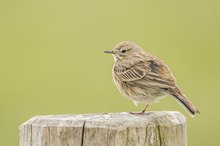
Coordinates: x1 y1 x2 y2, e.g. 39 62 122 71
19 111 186 146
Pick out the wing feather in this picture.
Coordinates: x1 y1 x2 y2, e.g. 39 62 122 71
114 55 176 89
114 63 146 81
145 58 175 88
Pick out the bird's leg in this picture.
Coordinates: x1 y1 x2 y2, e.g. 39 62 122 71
142 104 149 113
130 104 149 115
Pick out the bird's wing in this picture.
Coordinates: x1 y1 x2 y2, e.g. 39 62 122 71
114 61 147 82
114 55 176 88
144 56 176 88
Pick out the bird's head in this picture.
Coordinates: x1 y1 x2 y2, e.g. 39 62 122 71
104 41 143 61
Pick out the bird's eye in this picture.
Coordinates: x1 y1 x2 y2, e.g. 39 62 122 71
121 49 127 53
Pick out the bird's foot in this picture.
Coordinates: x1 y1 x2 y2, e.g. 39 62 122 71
129 111 145 115
129 111 153 115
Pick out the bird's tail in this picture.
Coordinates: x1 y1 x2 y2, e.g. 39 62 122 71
168 87 200 117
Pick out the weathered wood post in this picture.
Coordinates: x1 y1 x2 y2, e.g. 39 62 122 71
19 111 186 146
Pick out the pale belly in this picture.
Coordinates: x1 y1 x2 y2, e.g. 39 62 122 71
114 77 166 106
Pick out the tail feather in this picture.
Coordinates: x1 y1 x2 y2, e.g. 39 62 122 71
168 87 200 117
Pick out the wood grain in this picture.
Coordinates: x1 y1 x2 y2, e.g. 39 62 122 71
19 111 186 146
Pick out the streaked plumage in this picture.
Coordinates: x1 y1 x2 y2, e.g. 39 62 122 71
104 41 200 117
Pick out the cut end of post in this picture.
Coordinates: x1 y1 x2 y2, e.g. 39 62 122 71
19 111 187 146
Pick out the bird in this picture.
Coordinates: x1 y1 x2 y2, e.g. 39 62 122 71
104 41 200 117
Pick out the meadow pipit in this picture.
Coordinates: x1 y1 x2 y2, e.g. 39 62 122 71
104 41 200 117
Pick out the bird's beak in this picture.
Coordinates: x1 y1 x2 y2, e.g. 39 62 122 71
104 50 114 54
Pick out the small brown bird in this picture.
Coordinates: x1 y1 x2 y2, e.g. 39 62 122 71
104 41 200 117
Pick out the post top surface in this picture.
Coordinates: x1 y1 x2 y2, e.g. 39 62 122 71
20 111 186 130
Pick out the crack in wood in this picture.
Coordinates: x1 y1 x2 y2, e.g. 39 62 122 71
81 121 86 146
19 112 186 146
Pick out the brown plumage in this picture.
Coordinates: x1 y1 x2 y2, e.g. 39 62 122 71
104 41 200 117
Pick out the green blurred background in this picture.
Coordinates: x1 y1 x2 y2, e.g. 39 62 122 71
0 0 219 145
